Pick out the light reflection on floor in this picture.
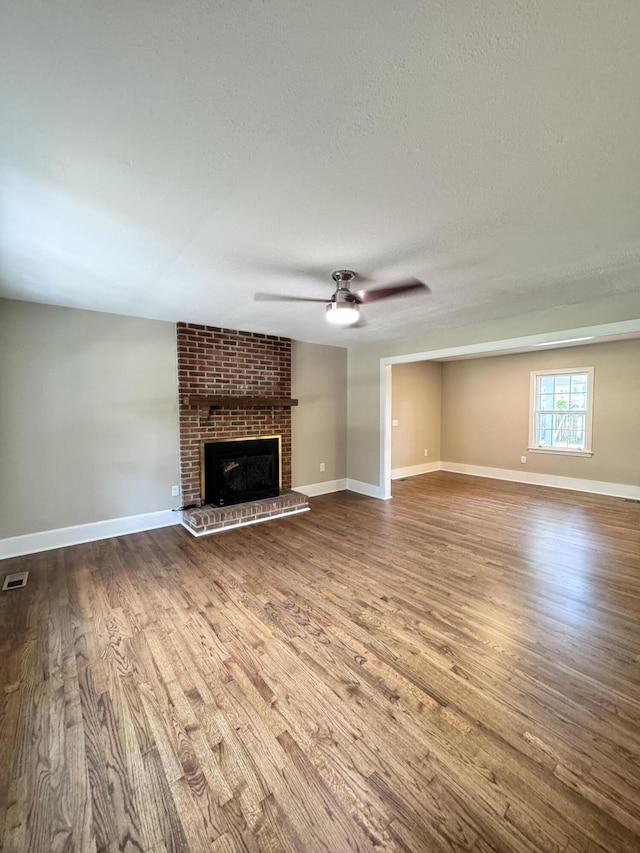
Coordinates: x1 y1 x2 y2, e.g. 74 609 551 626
523 504 604 630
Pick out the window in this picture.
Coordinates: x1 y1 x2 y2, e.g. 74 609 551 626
529 367 594 455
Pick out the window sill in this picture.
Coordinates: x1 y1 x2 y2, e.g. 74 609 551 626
527 448 593 458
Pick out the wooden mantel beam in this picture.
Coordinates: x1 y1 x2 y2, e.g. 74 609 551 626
182 395 298 409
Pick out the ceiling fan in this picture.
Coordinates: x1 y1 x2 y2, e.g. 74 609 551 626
254 270 430 327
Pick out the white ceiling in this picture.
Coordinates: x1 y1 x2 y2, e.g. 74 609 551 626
2 1 640 346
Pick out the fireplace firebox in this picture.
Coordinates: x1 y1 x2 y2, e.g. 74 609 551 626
201 436 281 507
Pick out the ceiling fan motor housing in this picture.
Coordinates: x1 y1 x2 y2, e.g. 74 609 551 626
331 287 360 305
330 270 361 304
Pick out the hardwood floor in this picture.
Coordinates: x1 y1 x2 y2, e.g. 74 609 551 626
1 471 639 852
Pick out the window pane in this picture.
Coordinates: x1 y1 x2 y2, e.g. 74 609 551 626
535 413 551 436
570 374 587 392
548 412 586 449
539 376 555 394
569 392 586 410
535 413 556 446
538 393 554 411
554 376 571 394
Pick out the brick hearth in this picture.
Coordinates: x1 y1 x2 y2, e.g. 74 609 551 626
181 490 309 536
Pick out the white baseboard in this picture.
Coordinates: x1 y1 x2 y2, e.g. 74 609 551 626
346 479 390 500
6 464 634 561
440 462 640 500
392 461 441 480
0 509 181 560
293 479 347 497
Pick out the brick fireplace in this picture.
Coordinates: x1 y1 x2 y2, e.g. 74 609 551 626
177 322 308 534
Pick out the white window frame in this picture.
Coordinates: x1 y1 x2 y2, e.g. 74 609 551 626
528 366 594 457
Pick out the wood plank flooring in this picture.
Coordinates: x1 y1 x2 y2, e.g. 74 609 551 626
1 471 639 852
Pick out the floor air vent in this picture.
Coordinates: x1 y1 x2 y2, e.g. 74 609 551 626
2 571 29 591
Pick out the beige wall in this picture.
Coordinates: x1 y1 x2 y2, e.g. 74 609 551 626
0 300 180 538
347 292 640 487
291 341 347 487
391 361 441 470
2 293 637 541
0 302 349 540
441 338 640 485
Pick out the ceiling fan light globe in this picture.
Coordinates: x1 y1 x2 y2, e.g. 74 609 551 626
325 302 360 326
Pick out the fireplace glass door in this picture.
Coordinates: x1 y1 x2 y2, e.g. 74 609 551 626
202 437 280 507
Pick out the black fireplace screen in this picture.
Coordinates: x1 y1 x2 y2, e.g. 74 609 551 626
202 437 280 507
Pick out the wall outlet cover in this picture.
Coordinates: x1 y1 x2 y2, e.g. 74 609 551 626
171 485 180 496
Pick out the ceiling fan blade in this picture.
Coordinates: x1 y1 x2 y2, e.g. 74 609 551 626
353 278 430 303
254 293 328 303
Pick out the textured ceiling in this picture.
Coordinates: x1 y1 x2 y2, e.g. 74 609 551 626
2 1 640 345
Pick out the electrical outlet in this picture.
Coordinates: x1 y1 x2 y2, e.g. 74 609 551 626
319 462 325 472
424 449 428 457
392 419 399 427
520 456 526 464
171 485 180 496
